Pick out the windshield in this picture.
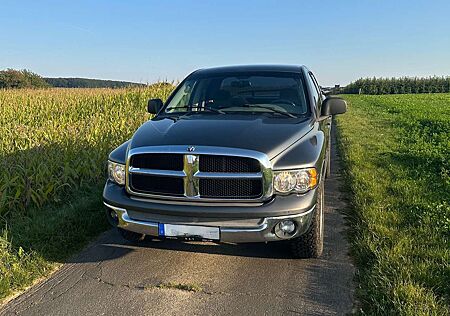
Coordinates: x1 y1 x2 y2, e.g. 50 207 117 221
163 72 309 117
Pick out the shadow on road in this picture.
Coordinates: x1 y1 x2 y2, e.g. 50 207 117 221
68 231 294 265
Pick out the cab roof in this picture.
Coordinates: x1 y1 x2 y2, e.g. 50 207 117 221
191 64 307 77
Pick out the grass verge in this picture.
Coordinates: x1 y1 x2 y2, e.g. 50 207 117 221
335 94 449 315
0 186 108 302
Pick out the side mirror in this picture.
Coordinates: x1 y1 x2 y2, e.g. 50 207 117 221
147 98 163 114
321 97 347 116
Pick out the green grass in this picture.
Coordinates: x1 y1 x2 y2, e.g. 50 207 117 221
0 187 108 299
336 94 450 315
0 86 174 302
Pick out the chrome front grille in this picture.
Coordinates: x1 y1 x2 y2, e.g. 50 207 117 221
126 146 273 202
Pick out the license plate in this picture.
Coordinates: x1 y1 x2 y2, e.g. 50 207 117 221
158 223 220 240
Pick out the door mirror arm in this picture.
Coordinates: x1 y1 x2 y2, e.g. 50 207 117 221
317 115 331 122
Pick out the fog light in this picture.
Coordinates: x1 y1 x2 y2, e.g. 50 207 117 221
280 220 295 233
274 219 296 239
110 209 118 220
106 207 119 226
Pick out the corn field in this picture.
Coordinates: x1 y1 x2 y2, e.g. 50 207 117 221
0 85 174 218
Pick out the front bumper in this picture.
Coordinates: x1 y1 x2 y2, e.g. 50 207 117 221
105 201 315 242
103 181 317 242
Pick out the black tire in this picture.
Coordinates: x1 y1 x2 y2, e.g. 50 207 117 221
290 183 324 258
117 228 145 243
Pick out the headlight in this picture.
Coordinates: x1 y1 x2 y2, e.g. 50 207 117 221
273 168 317 194
108 161 126 185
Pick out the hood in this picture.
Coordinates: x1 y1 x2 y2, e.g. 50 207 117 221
129 114 313 159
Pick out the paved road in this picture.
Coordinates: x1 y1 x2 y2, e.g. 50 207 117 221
1 133 354 316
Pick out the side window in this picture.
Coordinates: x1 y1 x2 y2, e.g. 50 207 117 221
307 72 320 110
165 80 195 112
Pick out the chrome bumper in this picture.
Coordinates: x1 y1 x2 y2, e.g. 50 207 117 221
104 202 315 243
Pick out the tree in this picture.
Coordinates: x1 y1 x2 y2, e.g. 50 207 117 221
0 69 50 89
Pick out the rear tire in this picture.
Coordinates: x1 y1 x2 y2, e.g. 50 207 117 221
290 183 324 258
118 228 145 243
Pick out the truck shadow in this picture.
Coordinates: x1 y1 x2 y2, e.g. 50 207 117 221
139 236 293 258
68 228 294 262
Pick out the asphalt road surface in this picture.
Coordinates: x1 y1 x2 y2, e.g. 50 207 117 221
1 134 354 316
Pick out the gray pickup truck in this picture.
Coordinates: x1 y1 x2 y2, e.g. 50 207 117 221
103 65 346 258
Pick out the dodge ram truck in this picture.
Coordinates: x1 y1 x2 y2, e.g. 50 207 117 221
103 65 346 258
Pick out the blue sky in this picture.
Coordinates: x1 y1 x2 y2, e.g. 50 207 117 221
1 0 449 86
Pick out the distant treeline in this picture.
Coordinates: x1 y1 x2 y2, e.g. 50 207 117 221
0 69 50 89
44 77 145 88
0 68 145 89
342 76 450 94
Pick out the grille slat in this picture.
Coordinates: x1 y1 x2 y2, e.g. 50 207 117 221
199 155 260 173
131 154 183 170
130 174 184 196
199 178 263 199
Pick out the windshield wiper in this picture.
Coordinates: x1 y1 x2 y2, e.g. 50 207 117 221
170 104 225 114
249 105 297 118
220 104 297 118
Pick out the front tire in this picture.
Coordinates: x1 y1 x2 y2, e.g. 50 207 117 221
117 228 145 243
289 182 324 258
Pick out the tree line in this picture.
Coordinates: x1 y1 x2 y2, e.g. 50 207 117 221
3 68 449 94
0 68 144 89
45 77 144 88
0 69 50 89
341 76 450 94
